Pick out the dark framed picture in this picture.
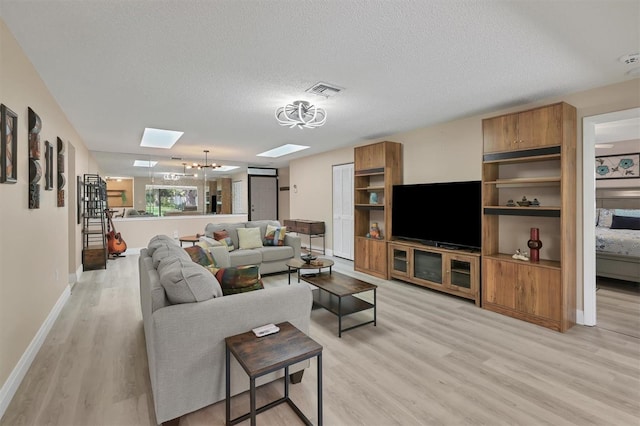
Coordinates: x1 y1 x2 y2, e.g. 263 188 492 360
595 152 639 180
1 104 18 183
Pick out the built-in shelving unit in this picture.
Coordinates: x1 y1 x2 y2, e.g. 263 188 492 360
481 101 576 332
353 141 403 279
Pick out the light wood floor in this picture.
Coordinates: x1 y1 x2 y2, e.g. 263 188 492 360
2 253 639 426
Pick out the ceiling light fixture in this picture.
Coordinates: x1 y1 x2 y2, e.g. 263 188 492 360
163 163 198 181
275 100 327 129
187 150 221 170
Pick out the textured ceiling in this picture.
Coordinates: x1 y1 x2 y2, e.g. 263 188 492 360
1 0 639 178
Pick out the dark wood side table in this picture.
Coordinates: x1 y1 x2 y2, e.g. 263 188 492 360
178 235 200 247
225 322 323 426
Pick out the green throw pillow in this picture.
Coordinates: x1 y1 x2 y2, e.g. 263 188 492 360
207 265 264 295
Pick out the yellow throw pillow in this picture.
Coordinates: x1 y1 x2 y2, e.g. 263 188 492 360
237 227 263 249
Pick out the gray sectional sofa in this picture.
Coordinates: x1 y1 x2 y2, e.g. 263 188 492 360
200 220 301 274
138 235 313 424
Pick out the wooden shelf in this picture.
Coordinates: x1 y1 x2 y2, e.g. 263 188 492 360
355 186 385 191
484 206 561 217
482 253 561 270
484 177 561 186
355 203 385 209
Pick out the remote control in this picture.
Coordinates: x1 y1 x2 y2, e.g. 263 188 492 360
252 324 280 337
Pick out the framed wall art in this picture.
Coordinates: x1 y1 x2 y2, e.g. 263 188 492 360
595 152 639 180
0 104 18 183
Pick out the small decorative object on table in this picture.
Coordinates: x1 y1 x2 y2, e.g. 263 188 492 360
527 227 542 262
512 249 529 261
310 259 324 266
369 192 378 204
516 196 530 207
506 199 516 207
530 198 540 207
301 254 317 264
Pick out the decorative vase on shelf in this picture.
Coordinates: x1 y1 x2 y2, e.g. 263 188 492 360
369 192 378 204
527 227 543 263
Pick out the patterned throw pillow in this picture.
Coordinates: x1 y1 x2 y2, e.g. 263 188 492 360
206 265 264 295
264 224 286 246
213 230 235 252
183 245 215 267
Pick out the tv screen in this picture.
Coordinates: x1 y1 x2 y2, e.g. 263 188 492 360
392 181 481 250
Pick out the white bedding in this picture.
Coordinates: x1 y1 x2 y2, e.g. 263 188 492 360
595 227 640 257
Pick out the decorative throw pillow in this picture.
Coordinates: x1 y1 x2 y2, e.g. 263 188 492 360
237 227 263 249
264 224 286 246
213 230 235 252
207 265 264 295
183 245 215 267
610 215 640 230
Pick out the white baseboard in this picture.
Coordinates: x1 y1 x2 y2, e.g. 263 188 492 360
0 285 71 419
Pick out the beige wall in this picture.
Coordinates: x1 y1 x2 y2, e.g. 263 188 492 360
290 78 640 312
0 20 97 389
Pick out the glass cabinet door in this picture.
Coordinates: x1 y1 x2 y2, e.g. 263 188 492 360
390 246 410 278
449 258 472 289
413 249 442 284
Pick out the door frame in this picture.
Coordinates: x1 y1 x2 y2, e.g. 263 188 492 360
581 106 640 326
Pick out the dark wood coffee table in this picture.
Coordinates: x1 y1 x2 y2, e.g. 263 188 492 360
301 271 377 337
286 258 335 284
225 322 323 426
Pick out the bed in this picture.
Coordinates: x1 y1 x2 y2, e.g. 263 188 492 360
595 190 640 283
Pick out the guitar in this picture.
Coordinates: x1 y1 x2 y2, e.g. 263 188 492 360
105 209 127 257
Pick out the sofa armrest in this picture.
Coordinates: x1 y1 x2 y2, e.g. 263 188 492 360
284 234 301 259
200 235 221 247
148 285 313 422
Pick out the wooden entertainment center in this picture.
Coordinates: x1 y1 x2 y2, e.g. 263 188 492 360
388 241 481 305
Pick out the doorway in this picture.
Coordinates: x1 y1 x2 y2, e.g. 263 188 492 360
332 163 354 260
249 174 278 220
582 107 640 326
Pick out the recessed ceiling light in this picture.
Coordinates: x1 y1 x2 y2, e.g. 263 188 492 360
133 160 158 167
257 144 310 158
140 127 184 149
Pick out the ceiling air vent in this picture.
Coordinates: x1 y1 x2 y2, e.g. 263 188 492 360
306 82 344 98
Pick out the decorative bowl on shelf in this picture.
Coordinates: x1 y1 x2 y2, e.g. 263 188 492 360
301 254 317 264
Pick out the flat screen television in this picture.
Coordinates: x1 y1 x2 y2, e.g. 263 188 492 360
392 180 482 250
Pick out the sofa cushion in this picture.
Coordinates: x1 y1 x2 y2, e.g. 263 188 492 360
147 236 179 255
207 265 264 295
184 245 216 267
160 258 223 304
229 249 262 267
264 224 287 246
258 245 294 263
152 245 191 268
213 230 235 252
237 227 263 249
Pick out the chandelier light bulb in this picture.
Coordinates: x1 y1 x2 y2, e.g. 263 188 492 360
275 100 327 129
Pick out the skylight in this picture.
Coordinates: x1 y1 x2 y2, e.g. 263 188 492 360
133 160 158 167
214 165 240 172
257 144 309 158
140 127 184 149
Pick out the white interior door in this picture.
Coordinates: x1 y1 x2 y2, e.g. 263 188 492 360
333 163 354 260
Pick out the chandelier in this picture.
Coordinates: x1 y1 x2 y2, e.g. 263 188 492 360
275 100 327 129
163 163 198 181
187 150 221 170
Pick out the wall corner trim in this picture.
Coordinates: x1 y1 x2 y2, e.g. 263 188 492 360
0 285 71 419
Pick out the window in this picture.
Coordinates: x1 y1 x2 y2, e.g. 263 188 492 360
145 185 198 216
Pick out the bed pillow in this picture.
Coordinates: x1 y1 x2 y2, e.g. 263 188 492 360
610 215 640 230
614 209 640 218
597 209 615 228
237 227 263 249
